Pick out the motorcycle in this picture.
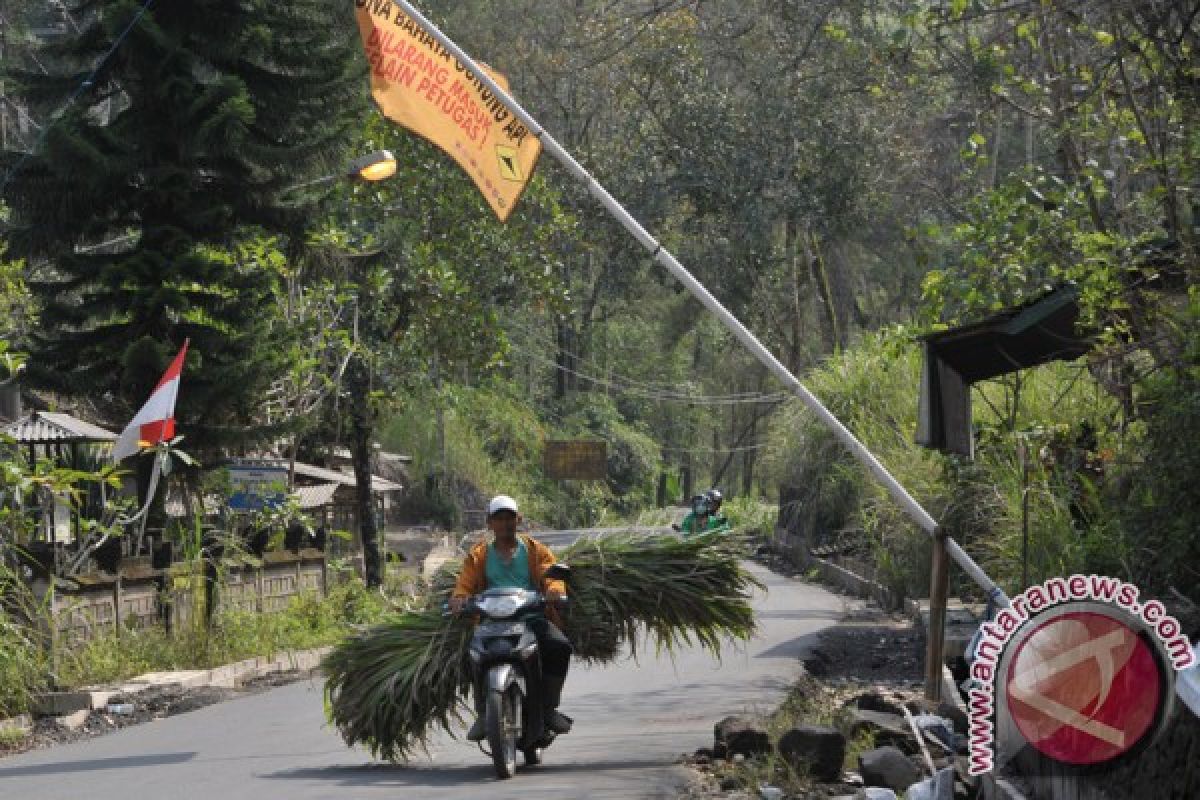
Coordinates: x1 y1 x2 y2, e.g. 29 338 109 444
461 562 571 778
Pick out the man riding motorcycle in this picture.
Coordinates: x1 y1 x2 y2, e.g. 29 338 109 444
450 494 574 741
677 488 730 536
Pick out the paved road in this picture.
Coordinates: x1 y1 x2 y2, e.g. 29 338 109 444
0 558 846 800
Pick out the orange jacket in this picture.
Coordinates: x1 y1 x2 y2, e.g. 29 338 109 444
452 534 566 626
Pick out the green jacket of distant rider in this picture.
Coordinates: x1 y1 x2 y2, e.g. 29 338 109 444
678 489 730 536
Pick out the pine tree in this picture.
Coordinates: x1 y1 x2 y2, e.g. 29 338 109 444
1 0 366 454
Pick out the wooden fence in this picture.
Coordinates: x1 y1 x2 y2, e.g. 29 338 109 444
29 549 327 646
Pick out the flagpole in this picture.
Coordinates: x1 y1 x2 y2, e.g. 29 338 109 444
64 451 163 576
132 450 164 557
388 0 1007 606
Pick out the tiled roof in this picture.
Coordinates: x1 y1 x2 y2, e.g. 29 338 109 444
294 482 341 509
292 461 402 492
4 411 118 443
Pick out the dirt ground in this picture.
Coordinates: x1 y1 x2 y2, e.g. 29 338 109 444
801 605 924 686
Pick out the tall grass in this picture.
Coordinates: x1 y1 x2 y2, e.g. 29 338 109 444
51 579 391 690
762 327 1123 600
381 381 662 528
0 560 50 718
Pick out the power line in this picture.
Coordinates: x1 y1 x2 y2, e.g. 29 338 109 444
659 442 773 454
478 388 775 457
513 318 778 398
506 319 790 406
520 345 788 406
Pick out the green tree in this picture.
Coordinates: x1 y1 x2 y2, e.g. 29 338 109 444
307 113 573 583
1 0 366 457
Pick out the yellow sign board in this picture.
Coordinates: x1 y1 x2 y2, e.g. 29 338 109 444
354 0 542 221
544 441 608 481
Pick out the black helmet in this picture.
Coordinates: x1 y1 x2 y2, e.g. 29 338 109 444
705 488 723 512
690 494 709 515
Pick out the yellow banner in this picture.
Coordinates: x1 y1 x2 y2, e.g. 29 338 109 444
354 0 541 221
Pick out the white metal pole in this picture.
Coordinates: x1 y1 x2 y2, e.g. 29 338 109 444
390 0 1010 607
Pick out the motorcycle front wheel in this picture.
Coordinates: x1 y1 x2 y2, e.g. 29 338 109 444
486 688 519 779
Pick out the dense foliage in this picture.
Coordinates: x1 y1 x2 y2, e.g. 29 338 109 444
2 1 365 453
1 0 1197 607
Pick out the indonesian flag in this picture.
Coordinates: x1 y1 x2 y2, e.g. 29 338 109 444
112 340 189 461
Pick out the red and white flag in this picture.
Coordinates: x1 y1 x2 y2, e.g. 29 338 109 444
112 340 189 461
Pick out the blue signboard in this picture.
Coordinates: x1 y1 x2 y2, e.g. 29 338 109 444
228 462 289 512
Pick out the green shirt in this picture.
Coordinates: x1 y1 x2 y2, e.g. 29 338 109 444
485 538 533 589
680 512 730 536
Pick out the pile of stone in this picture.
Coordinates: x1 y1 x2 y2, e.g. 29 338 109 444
692 687 979 800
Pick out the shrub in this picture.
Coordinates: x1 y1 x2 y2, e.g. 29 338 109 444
762 326 1122 600
0 561 49 717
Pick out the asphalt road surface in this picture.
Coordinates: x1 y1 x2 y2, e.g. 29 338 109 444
1 544 846 800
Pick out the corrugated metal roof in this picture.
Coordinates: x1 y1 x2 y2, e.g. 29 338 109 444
4 411 118 443
165 494 223 519
331 447 412 464
292 461 402 492
294 482 340 509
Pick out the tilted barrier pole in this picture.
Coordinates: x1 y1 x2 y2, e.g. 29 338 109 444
391 0 1012 700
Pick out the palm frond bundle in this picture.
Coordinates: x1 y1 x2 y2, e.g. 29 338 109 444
322 609 473 761
323 529 761 760
560 530 761 663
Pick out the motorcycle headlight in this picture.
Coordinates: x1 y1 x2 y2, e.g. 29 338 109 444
477 595 521 618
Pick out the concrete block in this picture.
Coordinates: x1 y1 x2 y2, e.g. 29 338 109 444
127 670 210 689
282 647 330 672
34 691 95 716
256 656 281 675
914 600 985 660
208 658 260 688
279 651 308 671
76 688 117 709
0 715 32 736
54 709 90 731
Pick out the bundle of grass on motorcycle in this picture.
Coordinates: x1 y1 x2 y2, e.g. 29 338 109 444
322 530 760 773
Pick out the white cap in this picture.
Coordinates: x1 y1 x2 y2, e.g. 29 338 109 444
486 495 519 516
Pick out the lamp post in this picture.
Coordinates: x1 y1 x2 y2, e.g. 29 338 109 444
335 149 396 588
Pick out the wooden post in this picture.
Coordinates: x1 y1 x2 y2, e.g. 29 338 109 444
925 528 950 703
113 575 123 633
255 564 264 614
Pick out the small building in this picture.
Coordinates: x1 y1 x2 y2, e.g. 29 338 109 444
3 410 117 544
916 285 1093 458
290 460 404 535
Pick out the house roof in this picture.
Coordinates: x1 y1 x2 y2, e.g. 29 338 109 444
919 285 1092 383
917 286 1095 457
4 411 118 444
330 446 413 464
294 482 341 509
291 461 403 492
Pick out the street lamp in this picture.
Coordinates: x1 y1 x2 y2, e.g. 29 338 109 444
347 149 397 182
283 149 398 194
333 149 397 588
